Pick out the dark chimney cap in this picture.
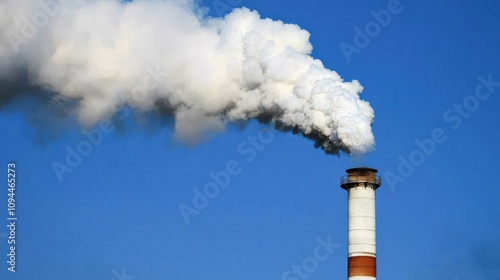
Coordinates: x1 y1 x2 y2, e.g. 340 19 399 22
341 167 381 190
346 167 378 173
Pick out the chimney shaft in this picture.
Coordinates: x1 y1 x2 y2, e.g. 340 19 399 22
340 167 381 280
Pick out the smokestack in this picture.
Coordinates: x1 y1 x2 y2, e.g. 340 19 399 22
340 167 381 280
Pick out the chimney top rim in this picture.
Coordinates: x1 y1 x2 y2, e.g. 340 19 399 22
346 167 378 173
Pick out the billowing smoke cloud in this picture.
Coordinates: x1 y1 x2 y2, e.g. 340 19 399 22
0 0 375 154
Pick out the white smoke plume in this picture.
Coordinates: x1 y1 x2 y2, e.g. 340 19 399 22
0 0 375 154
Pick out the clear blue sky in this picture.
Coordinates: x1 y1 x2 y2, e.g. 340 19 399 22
1 0 500 279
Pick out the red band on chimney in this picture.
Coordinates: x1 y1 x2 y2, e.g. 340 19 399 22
348 256 376 277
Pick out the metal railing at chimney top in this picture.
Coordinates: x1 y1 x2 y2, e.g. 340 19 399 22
340 175 382 186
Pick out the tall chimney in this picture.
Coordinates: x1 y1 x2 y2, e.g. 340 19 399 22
340 167 381 280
